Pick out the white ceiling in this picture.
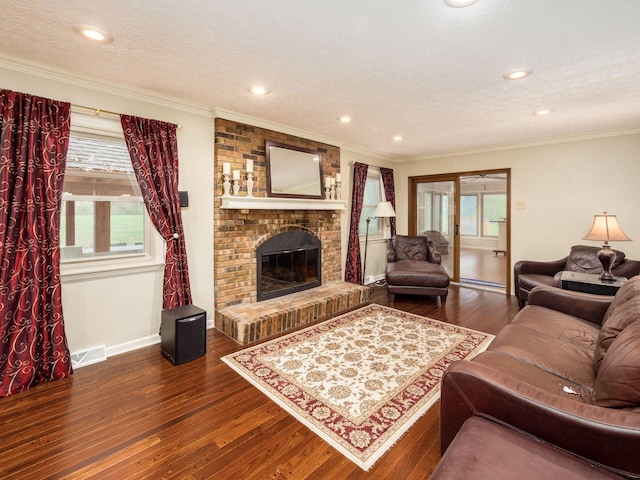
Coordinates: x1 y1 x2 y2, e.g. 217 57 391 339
2 0 640 159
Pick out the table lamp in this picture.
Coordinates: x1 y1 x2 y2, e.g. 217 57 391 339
582 211 631 281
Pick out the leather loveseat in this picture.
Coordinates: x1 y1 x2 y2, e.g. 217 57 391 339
514 244 640 308
440 276 640 478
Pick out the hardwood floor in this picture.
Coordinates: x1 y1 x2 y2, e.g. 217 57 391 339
0 286 520 480
441 248 508 288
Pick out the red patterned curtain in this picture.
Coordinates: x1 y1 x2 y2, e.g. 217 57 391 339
0 89 73 397
380 167 396 238
120 115 192 310
345 162 368 284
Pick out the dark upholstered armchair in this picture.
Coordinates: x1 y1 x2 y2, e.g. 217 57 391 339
514 245 640 308
386 235 450 305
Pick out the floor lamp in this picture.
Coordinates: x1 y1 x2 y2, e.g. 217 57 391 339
362 201 396 285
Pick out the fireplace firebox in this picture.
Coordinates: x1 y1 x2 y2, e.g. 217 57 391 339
256 230 321 301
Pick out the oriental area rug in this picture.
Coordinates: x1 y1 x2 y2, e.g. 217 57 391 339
222 303 494 470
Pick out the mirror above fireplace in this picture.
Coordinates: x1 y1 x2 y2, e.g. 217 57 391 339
266 141 324 199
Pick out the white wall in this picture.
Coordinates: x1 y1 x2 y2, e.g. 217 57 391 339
1 63 214 357
395 132 640 290
340 148 396 283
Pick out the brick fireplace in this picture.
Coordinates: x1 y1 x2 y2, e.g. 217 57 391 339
213 118 362 342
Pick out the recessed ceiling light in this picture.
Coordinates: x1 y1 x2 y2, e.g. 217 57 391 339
503 69 532 80
534 109 552 116
445 0 480 7
250 86 269 95
393 135 403 142
338 115 351 123
73 24 113 44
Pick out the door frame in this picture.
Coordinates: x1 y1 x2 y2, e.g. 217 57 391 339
408 168 511 294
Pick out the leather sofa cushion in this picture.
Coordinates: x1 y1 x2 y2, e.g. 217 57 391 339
488 323 597 387
431 416 623 480
512 305 600 350
565 245 625 273
604 275 640 321
472 351 593 402
594 322 640 407
392 236 429 261
594 298 640 373
386 261 450 287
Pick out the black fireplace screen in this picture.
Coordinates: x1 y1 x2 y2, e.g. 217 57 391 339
256 230 321 301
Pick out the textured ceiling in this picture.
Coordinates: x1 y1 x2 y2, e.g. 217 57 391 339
2 0 640 159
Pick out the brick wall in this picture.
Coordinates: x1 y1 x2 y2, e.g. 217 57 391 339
214 118 342 311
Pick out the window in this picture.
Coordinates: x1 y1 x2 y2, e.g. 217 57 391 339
460 194 478 236
61 110 162 277
440 194 450 235
359 173 383 236
61 135 145 259
482 193 507 237
459 192 506 237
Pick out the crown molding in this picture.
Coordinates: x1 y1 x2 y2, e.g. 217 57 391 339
0 55 213 118
402 126 640 162
340 143 398 162
213 107 345 148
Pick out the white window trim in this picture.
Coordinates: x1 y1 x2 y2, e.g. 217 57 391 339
61 109 165 282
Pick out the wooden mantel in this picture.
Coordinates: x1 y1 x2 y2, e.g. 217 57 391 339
220 195 346 210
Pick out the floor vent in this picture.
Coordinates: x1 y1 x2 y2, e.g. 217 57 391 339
71 345 107 369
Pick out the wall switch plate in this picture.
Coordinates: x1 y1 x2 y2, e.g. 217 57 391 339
515 201 526 209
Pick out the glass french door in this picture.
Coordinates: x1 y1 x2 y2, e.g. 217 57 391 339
412 177 459 280
410 170 511 291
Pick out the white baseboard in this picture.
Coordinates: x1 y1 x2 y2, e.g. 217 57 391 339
106 334 161 358
72 319 216 367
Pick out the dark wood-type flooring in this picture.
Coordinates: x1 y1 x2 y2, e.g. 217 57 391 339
0 285 520 479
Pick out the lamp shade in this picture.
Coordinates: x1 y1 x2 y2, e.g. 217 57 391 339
582 212 631 243
374 201 396 218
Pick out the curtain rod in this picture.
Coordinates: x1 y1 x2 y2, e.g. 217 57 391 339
348 161 386 170
72 104 183 129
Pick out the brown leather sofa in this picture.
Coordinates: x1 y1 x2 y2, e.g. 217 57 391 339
385 235 450 305
440 277 640 478
432 416 624 479
514 245 640 308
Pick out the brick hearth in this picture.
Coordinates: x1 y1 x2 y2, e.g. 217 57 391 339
216 282 370 344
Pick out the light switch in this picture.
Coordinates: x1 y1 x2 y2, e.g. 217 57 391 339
515 201 526 210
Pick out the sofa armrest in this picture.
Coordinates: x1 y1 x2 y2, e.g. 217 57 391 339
426 241 442 265
514 257 568 277
527 286 612 325
441 359 640 477
613 260 640 279
386 239 396 263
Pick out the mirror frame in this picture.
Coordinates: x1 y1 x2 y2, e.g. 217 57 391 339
265 141 324 199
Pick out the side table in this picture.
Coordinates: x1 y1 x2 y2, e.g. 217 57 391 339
560 271 627 296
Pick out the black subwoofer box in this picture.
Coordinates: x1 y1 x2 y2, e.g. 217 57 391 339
161 304 206 365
